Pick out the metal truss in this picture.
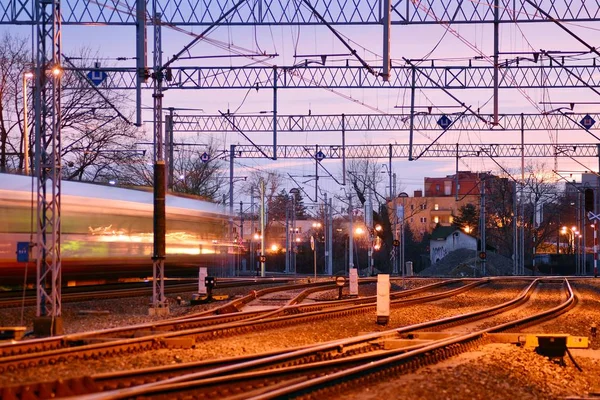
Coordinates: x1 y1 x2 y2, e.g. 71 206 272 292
3 0 600 25
68 63 600 90
172 112 600 132
229 143 600 159
35 0 62 319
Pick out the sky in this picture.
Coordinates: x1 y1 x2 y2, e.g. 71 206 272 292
2 1 600 211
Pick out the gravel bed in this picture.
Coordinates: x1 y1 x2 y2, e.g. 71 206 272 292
520 280 600 350
0 280 525 386
337 343 600 400
1 278 598 400
0 285 262 334
454 282 568 333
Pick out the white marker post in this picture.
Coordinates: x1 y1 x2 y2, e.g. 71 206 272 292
349 268 359 296
198 267 208 295
376 274 390 325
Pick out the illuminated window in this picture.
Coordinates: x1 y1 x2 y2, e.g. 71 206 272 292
449 216 454 224
434 216 439 223
434 204 439 210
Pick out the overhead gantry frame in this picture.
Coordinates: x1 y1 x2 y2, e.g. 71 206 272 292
8 0 600 325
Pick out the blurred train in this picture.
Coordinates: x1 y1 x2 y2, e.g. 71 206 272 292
0 173 233 286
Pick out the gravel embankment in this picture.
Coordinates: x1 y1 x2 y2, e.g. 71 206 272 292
1 278 599 400
0 280 527 385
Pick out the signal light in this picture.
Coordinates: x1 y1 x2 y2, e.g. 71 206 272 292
479 251 486 260
585 188 595 213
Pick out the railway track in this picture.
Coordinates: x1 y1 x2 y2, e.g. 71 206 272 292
0 279 473 368
0 278 294 309
26 278 570 400
0 278 568 399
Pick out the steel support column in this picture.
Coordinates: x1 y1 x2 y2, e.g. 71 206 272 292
35 0 63 333
151 10 168 314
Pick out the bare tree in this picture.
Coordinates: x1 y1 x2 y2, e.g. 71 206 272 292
243 170 284 232
0 37 144 178
171 144 227 201
118 140 227 202
0 32 29 172
346 158 393 273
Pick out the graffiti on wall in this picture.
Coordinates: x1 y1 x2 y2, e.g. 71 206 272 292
431 246 448 263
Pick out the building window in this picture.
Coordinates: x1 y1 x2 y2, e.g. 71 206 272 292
411 217 414 222
449 216 454 224
434 204 439 210
420 203 427 210
436 184 440 191
434 216 439 223
420 217 427 223
410 204 414 210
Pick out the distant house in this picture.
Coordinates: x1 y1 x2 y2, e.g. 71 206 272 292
429 226 477 263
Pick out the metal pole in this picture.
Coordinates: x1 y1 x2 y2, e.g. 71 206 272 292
595 223 598 277
240 200 244 272
324 193 329 275
260 178 266 277
22 73 30 175
455 143 459 201
250 187 255 274
348 194 354 274
408 67 416 161
273 66 278 160
493 0 500 125
165 110 174 190
342 115 346 185
229 144 235 276
513 180 517 275
481 175 486 276
151 11 167 313
135 0 146 127
382 0 391 81
392 173 397 274
521 114 525 275
313 236 317 280
285 196 290 273
328 197 333 275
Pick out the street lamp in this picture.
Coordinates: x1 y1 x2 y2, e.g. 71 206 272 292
22 71 33 175
397 192 409 279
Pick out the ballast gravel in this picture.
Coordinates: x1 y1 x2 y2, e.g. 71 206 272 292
0 278 599 400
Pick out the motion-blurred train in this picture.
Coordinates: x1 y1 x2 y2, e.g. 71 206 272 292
0 173 233 286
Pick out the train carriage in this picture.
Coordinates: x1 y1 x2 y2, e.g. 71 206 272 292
0 173 232 286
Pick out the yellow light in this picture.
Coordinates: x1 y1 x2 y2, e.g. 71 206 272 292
464 226 471 233
51 66 62 76
355 227 364 235
312 222 322 228
253 233 260 240
572 226 577 231
375 224 382 232
295 237 301 242
271 244 278 252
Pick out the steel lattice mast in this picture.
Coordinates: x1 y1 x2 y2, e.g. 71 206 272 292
34 0 63 334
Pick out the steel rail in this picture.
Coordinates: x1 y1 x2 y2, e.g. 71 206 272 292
72 279 555 400
0 280 480 374
0 280 538 399
249 279 575 399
